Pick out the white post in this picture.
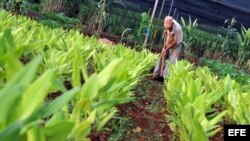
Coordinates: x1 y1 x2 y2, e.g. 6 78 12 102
150 0 167 50
143 0 159 46
168 0 174 15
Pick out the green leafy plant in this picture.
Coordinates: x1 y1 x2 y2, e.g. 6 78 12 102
220 17 237 56
78 0 98 31
200 58 250 85
227 89 250 124
41 0 65 12
0 29 79 141
0 0 25 14
181 15 198 39
165 60 227 141
135 12 150 44
237 26 250 66
181 15 198 56
0 10 159 141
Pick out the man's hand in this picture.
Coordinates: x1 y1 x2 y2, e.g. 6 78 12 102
161 47 168 56
163 47 168 52
167 42 177 49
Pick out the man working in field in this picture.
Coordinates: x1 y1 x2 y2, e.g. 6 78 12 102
152 16 183 81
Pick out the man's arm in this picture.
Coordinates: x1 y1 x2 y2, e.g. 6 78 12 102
161 41 176 56
167 42 177 49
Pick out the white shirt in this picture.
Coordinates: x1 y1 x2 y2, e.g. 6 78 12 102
167 20 183 45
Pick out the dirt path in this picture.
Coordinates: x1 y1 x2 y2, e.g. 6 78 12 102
89 74 224 141
97 78 174 141
88 48 223 141
118 80 172 141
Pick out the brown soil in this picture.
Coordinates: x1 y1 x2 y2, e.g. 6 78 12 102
20 56 30 65
46 91 62 100
89 130 110 141
46 80 72 101
121 79 172 141
64 80 73 90
210 127 224 141
210 118 235 141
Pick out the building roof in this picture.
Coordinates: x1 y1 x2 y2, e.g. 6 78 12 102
114 0 250 28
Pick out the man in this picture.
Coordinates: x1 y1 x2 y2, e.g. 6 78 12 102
152 16 183 81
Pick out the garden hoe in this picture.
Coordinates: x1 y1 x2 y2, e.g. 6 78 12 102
153 33 169 82
160 33 170 77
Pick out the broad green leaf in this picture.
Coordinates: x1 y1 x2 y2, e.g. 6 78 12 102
72 47 82 87
192 119 209 141
0 29 14 58
72 120 91 139
70 110 96 139
0 121 23 141
96 108 117 131
81 62 89 81
97 59 122 89
45 110 68 127
21 69 57 120
4 53 23 81
43 121 74 141
39 87 80 118
70 98 91 122
0 85 23 128
80 73 98 100
0 57 42 126
4 57 42 89
27 126 46 141
0 29 23 81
